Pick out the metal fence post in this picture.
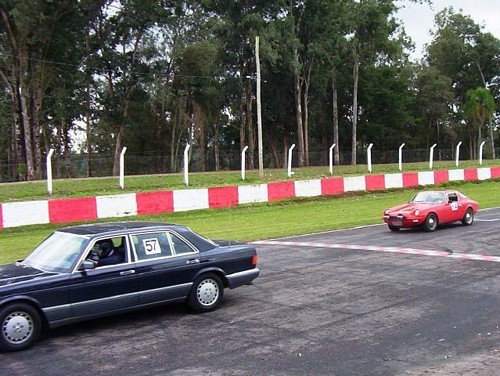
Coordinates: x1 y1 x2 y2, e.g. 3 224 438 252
47 148 55 195
287 144 295 178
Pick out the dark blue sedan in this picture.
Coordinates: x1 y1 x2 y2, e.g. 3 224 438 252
0 222 260 352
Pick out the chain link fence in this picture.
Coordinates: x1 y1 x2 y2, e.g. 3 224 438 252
1 146 498 182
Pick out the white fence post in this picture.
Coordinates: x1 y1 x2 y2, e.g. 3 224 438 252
287 144 296 178
398 143 405 171
183 144 191 185
329 143 336 175
46 148 55 195
455 141 462 167
119 146 127 189
241 145 249 180
479 140 486 165
429 143 437 169
367 143 373 173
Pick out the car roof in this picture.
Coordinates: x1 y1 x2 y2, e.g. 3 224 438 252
56 221 179 236
419 190 458 194
56 221 218 251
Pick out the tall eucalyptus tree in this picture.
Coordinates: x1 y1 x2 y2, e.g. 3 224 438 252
0 0 101 180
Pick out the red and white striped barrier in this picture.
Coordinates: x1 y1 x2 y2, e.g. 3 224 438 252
0 167 498 229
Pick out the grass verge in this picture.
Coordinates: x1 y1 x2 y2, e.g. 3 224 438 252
1 160 498 202
0 180 498 264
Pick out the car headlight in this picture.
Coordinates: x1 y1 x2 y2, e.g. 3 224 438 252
414 209 420 215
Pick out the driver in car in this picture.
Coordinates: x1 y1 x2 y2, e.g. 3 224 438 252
89 239 124 267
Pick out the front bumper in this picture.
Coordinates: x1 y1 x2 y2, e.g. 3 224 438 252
383 215 424 228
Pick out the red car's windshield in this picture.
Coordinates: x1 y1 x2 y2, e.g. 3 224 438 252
411 192 445 203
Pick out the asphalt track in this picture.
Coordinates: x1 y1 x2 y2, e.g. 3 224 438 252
1 208 499 376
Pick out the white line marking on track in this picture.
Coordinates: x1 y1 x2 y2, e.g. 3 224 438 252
253 240 500 263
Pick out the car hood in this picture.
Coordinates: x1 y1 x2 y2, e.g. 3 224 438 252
0 263 54 287
387 202 434 214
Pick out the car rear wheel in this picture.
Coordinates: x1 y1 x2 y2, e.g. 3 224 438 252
187 273 224 313
0 303 42 352
424 213 438 232
462 208 474 226
388 225 400 232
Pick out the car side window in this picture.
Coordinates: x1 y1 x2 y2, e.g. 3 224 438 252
84 236 127 268
131 232 172 261
169 233 196 255
448 193 458 202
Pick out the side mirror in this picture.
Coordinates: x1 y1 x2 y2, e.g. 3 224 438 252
80 260 96 271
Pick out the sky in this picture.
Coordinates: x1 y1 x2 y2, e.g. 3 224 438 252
396 0 500 60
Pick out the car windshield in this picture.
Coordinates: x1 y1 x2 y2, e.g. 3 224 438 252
22 232 88 273
411 192 444 203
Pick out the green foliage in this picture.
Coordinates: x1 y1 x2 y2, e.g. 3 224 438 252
0 179 498 265
0 1 498 181
464 87 495 128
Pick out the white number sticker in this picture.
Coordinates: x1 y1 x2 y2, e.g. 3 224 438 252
143 238 161 255
450 202 458 211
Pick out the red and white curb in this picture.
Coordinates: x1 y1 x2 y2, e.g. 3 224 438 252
1 166 499 229
253 240 500 263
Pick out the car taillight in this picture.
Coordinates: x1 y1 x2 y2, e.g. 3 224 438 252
252 255 258 266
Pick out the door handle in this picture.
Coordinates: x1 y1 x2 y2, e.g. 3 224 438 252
120 270 136 276
186 259 200 265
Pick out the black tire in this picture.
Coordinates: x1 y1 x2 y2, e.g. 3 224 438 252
187 273 224 313
388 225 400 232
0 303 42 352
424 213 438 232
462 207 474 226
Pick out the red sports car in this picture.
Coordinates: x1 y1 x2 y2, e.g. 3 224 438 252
382 190 479 232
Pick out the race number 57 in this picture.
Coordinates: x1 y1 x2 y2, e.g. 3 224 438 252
143 238 161 255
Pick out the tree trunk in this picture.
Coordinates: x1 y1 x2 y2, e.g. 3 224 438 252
303 63 312 166
239 96 246 155
351 57 359 165
32 82 43 179
63 119 73 178
293 49 305 167
7 84 20 181
56 121 63 178
193 102 206 172
214 123 220 171
332 68 340 165
113 126 124 176
171 93 181 172
18 82 36 181
489 120 496 159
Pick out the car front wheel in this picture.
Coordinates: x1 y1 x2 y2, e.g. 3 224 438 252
0 303 42 352
462 208 474 226
424 213 438 232
187 273 224 313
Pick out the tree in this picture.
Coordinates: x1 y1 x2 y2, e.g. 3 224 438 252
412 65 455 148
426 7 500 158
463 87 495 158
0 0 98 180
200 0 281 169
348 0 401 164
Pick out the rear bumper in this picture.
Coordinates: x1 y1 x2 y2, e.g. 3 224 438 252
226 268 260 289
